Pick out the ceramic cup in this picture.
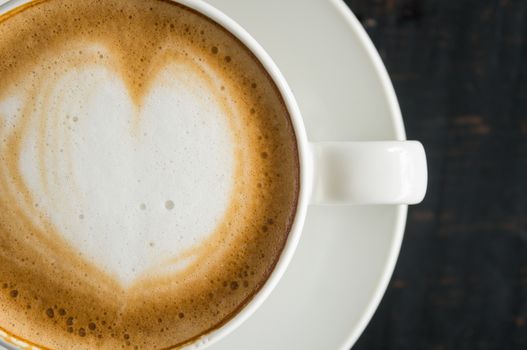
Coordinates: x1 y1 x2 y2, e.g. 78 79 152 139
0 0 427 349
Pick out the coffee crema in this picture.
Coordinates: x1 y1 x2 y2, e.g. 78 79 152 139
0 0 299 349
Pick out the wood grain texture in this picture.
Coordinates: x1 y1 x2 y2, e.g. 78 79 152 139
344 0 527 349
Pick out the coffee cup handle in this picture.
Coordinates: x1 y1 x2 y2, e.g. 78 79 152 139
309 141 427 205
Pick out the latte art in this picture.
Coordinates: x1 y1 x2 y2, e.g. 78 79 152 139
0 0 299 349
6 45 237 285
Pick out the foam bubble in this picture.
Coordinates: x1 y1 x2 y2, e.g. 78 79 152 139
164 200 174 210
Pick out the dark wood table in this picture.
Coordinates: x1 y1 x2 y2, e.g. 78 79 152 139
344 0 527 349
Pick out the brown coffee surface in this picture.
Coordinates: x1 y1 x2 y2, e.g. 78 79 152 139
0 0 299 349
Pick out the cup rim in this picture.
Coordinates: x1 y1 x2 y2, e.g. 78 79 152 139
174 0 311 349
0 0 311 349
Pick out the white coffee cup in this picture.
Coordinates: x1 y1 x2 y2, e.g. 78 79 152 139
170 2 427 349
0 0 427 349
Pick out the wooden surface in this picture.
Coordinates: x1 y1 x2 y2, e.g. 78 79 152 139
344 0 527 349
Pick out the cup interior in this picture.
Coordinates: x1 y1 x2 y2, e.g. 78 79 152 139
0 0 311 349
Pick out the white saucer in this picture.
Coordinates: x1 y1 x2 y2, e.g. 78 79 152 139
206 1 406 349
0 1 407 349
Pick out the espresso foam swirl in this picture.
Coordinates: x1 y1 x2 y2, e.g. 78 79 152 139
0 0 299 349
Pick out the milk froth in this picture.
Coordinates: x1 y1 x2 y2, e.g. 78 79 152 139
0 0 299 349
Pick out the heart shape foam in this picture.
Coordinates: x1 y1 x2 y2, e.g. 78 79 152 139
0 42 237 286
